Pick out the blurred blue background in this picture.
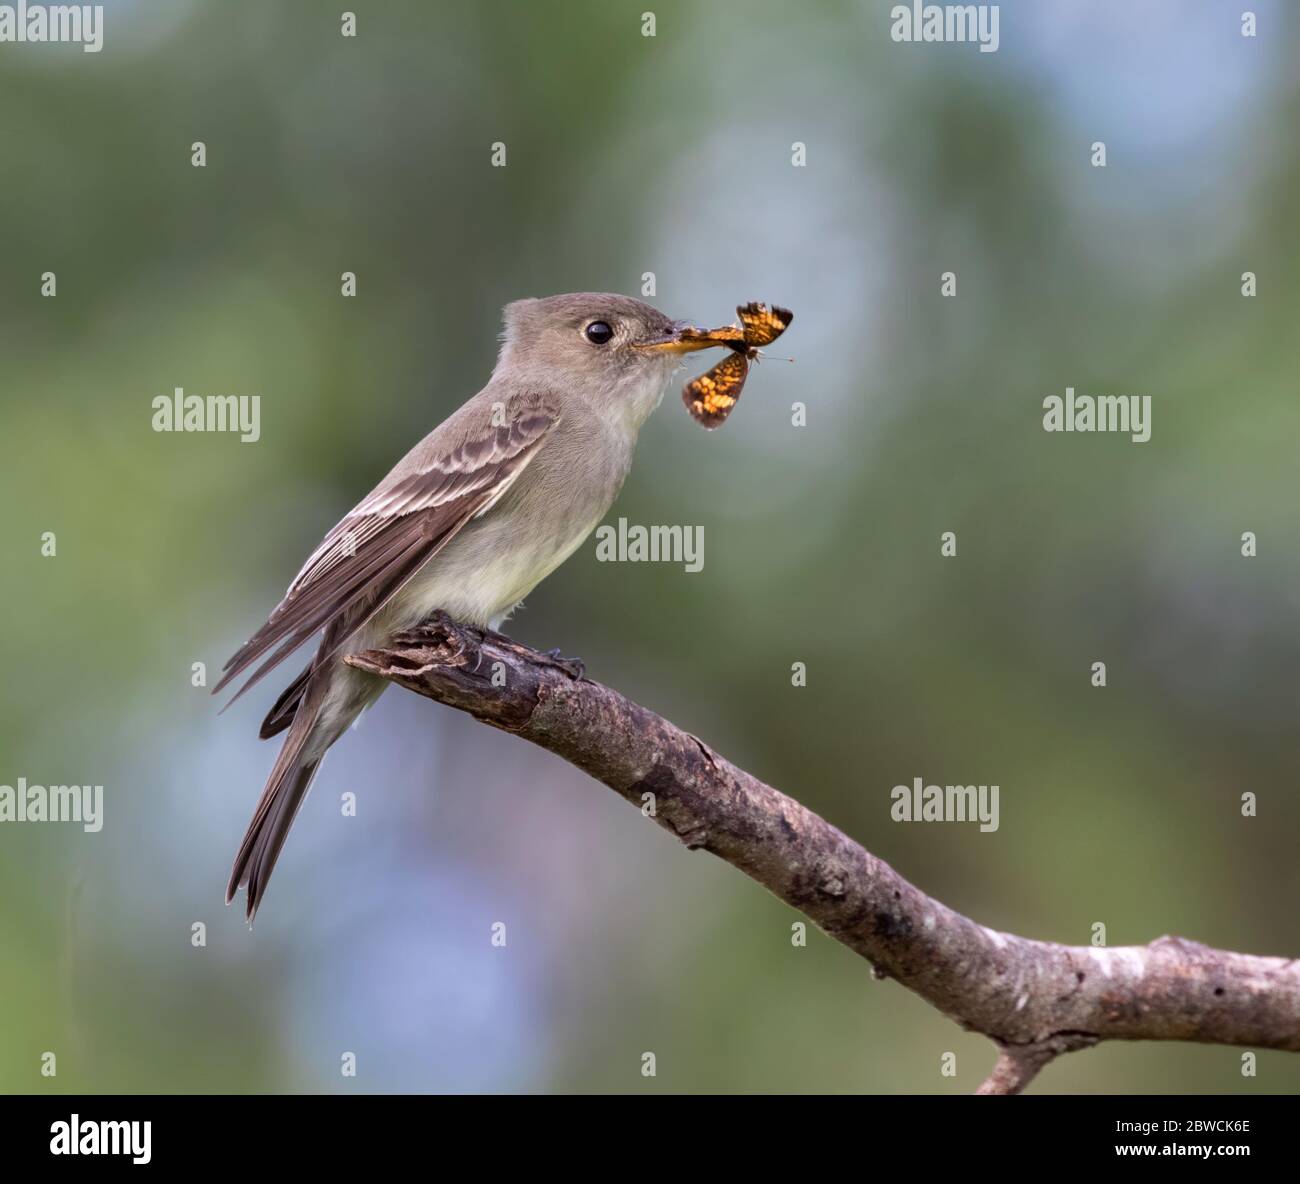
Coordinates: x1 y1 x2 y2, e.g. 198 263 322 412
1 0 1297 1093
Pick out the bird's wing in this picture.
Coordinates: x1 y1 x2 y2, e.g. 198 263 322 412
214 403 558 706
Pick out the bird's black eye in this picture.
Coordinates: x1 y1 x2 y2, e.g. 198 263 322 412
584 320 614 345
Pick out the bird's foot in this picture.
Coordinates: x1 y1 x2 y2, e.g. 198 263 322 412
540 647 586 681
392 610 482 670
396 614 585 681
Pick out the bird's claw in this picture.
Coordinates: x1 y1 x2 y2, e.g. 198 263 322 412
394 611 481 669
401 614 585 680
541 647 586 680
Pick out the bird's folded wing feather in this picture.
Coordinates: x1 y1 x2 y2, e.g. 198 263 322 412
214 405 557 705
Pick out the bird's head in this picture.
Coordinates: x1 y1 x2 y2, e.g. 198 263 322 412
495 292 715 428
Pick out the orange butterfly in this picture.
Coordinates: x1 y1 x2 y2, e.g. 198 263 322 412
681 302 793 429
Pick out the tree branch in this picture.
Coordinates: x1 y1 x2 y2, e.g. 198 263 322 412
975 1047 1057 1096
345 615 1300 1093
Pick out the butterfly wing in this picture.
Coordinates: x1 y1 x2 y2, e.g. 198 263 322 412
676 323 748 351
682 351 750 429
737 302 793 348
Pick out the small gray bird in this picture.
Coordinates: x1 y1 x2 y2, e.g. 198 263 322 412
216 293 716 920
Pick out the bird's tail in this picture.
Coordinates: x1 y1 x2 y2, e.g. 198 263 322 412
226 699 325 922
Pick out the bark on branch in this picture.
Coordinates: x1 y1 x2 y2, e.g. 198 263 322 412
345 615 1300 1094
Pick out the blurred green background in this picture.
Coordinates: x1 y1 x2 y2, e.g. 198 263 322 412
1 0 1297 1094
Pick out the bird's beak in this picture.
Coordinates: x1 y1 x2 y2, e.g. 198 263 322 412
633 320 718 354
